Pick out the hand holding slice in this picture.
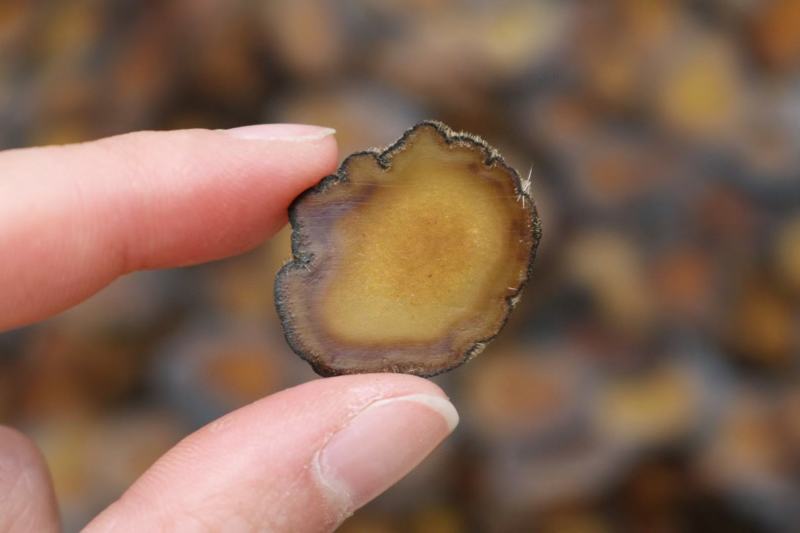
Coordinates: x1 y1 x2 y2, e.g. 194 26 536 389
275 121 541 376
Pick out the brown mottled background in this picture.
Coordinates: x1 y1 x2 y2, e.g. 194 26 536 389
2 1 800 531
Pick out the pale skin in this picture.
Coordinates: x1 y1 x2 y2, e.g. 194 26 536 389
0 124 459 532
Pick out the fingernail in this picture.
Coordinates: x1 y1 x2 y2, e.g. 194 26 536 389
314 394 458 514
223 123 336 142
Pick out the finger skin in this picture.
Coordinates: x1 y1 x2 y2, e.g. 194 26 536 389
0 127 338 331
0 426 60 533
84 374 457 533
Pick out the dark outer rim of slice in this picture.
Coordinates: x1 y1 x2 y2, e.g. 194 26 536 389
274 119 543 377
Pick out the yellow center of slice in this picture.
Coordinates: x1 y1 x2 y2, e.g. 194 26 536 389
319 132 521 344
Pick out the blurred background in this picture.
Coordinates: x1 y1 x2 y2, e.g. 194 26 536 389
1 0 800 531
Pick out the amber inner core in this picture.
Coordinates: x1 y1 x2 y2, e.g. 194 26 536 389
317 129 526 346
